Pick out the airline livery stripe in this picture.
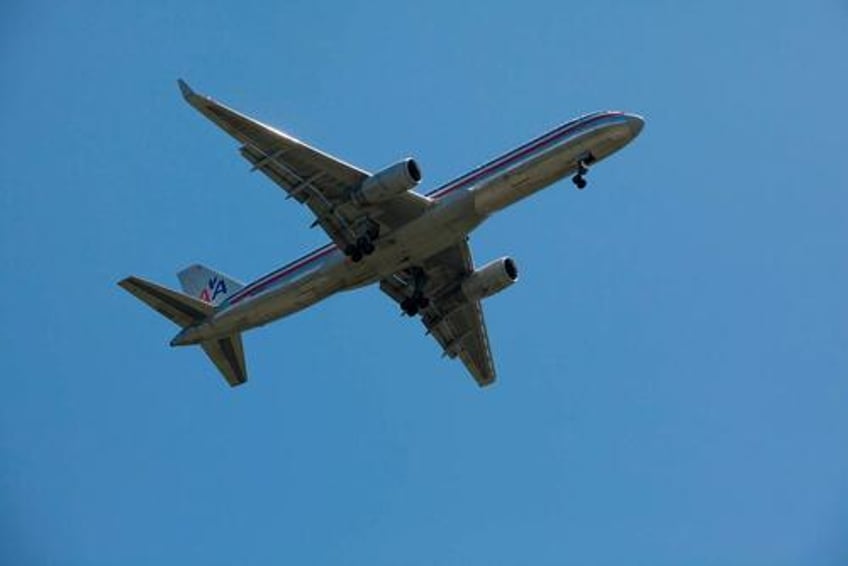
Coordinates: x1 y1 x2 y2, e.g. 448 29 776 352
426 112 618 199
225 112 623 307
233 244 333 295
227 245 336 305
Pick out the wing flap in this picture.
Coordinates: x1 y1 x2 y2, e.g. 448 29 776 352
380 241 497 387
178 80 431 249
430 301 495 387
179 80 367 189
179 80 366 199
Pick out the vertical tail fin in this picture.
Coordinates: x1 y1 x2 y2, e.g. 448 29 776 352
177 264 244 307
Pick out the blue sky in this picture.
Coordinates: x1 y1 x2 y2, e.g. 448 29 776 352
2 1 847 564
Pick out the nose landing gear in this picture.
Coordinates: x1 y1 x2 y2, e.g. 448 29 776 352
571 153 595 190
572 159 589 190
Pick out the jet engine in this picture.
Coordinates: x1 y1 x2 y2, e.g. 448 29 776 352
461 257 519 301
352 158 422 205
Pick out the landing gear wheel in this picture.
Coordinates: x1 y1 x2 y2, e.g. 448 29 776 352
573 157 590 189
401 298 419 316
344 244 364 263
572 174 587 189
366 225 380 241
357 236 375 256
400 266 429 316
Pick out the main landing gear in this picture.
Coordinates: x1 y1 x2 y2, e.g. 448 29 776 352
344 225 379 263
401 295 429 317
400 267 429 316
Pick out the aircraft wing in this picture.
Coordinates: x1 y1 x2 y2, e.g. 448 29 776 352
380 241 496 387
178 80 430 250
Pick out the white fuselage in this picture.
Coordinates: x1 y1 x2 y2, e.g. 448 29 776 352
173 111 643 345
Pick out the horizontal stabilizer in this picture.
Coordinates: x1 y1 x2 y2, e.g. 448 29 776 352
119 276 212 328
201 333 248 386
120 276 247 387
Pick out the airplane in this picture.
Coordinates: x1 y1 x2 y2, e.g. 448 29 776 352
119 80 644 388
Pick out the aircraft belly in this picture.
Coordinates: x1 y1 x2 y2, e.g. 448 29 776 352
472 121 634 215
212 263 350 334
373 190 483 270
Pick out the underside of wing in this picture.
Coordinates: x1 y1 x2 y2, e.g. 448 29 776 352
178 80 366 189
380 242 496 387
118 276 212 328
178 80 430 250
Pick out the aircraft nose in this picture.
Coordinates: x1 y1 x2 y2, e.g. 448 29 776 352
627 114 645 138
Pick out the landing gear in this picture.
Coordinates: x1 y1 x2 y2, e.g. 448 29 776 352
357 236 375 256
347 236 375 261
344 224 380 263
400 267 429 316
572 159 589 190
401 294 430 316
572 153 596 190
572 174 587 189
345 244 363 263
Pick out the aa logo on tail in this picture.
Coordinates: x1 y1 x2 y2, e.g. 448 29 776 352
199 277 228 303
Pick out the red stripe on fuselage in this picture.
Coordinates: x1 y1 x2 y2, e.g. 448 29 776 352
427 111 619 199
225 112 622 307
226 244 336 305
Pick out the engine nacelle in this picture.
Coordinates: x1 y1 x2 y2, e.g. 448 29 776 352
461 257 519 301
352 158 422 205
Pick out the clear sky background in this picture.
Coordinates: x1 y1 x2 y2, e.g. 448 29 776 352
2 1 847 564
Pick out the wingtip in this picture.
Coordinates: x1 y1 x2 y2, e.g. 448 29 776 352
177 78 194 99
